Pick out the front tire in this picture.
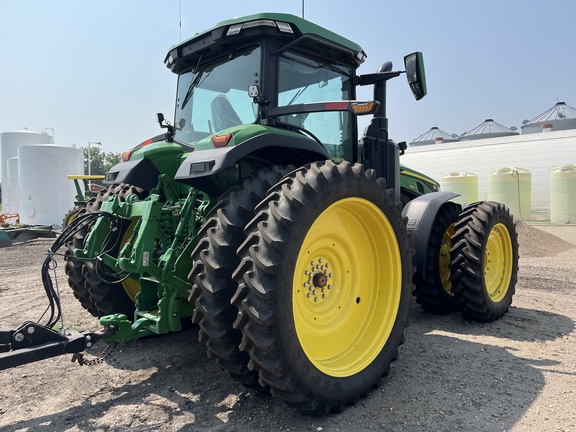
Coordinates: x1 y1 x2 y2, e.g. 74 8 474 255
232 160 413 413
450 201 519 321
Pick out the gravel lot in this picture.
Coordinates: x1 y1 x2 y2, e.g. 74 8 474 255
0 222 575 431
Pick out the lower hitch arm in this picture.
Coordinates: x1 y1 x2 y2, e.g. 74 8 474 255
0 321 113 370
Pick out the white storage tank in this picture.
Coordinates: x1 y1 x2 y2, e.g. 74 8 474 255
1 130 52 210
440 172 479 206
488 167 532 220
550 164 576 224
5 157 20 215
18 145 83 225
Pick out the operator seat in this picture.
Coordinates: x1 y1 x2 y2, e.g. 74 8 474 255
211 94 242 131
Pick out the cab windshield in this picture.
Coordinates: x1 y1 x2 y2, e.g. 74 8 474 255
174 46 261 146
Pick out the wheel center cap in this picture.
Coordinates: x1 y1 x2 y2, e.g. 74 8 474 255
313 272 327 288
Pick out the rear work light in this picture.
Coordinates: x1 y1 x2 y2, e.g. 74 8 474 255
226 20 293 36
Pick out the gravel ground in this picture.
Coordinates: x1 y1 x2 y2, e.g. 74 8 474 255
0 222 575 431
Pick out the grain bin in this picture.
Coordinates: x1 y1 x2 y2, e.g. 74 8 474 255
550 164 576 224
1 130 52 211
440 172 479 206
488 167 532 220
18 145 83 225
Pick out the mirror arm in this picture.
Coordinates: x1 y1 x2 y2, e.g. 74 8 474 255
357 71 402 86
156 112 175 142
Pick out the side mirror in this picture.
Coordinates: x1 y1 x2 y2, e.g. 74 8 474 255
157 112 165 125
404 52 427 101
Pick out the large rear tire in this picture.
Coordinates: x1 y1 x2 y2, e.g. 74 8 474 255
232 160 413 413
189 166 293 387
65 184 147 317
450 201 518 321
413 202 461 313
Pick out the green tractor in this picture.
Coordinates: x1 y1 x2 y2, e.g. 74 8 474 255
1 13 518 413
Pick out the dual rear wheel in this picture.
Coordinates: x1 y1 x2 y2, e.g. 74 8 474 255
192 160 413 412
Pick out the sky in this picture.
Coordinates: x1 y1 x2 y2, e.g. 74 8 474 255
1 0 575 169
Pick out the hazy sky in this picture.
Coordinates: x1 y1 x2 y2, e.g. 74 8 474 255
1 0 574 161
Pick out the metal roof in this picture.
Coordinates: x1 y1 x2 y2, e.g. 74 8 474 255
524 101 576 123
521 102 576 134
460 118 518 141
410 127 459 146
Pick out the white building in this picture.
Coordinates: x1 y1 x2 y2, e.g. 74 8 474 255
401 128 576 221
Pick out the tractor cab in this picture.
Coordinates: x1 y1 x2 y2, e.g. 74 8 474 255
165 13 368 163
161 13 425 196
172 41 359 162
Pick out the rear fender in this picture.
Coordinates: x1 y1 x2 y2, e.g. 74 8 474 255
402 191 461 281
174 133 329 195
104 158 160 191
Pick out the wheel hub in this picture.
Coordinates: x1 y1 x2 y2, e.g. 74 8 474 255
303 258 333 304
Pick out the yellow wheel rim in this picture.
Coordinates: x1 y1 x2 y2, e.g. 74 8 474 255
120 221 140 301
484 223 513 302
65 212 79 227
439 223 455 295
293 197 402 377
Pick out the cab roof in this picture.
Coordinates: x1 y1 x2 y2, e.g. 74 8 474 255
164 13 366 73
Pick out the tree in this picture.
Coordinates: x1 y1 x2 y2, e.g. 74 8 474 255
83 147 121 175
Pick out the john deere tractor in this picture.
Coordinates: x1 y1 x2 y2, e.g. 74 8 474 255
0 13 518 413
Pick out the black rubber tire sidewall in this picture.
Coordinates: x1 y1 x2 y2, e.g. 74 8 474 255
413 201 461 313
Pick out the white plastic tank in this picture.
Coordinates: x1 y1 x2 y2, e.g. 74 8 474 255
440 172 479 206
1 130 52 209
550 164 576 224
5 157 20 214
18 145 83 225
488 167 532 220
